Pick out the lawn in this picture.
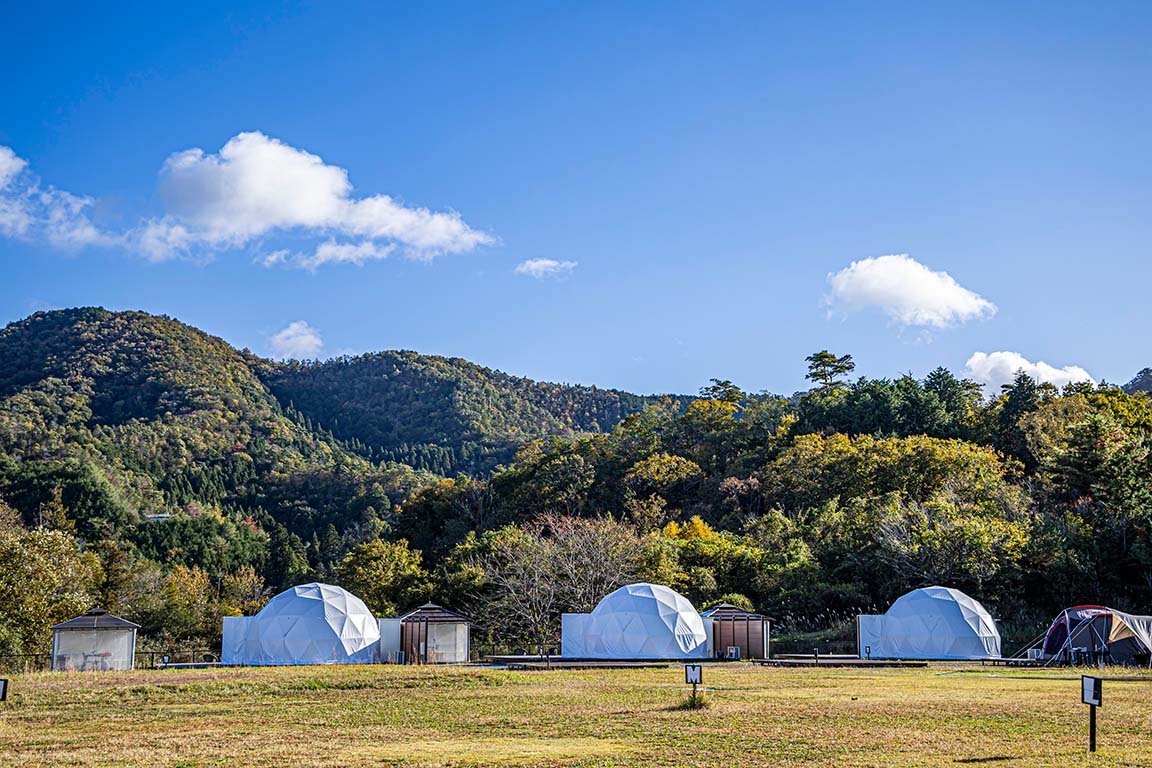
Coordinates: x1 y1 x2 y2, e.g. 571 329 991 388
2 663 1151 767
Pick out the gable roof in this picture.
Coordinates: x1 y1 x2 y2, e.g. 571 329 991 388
51 608 140 631
699 603 767 620
398 603 473 623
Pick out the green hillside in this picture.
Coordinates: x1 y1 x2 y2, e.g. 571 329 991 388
260 352 666 475
4 307 1152 661
0 309 432 581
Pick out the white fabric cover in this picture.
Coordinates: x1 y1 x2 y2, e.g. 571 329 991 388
858 586 1001 660
378 618 403 663
562 583 708 659
222 583 380 665
51 628 136 671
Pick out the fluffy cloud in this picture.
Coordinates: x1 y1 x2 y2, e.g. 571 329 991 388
0 146 27 190
145 131 493 264
826 254 996 328
514 258 577 278
270 320 324 359
0 133 494 269
965 351 1095 395
0 145 109 246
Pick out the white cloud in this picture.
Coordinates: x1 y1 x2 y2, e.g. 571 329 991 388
826 254 996 328
0 146 28 190
299 240 394 270
0 133 494 269
514 258 577 278
0 145 109 245
146 131 493 264
270 320 324 359
965 351 1095 395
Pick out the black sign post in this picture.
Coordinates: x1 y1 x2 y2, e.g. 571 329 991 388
685 664 702 707
0 678 8 702
1082 675 1102 753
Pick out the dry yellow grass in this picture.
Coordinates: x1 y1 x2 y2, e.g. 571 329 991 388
2 663 1151 767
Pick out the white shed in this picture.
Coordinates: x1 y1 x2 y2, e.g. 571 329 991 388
51 608 139 672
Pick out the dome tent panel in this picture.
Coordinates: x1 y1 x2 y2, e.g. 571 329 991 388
856 586 1001 660
565 583 709 660
222 583 380 666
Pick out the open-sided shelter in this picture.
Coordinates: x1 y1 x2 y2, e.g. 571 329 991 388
857 586 1001 660
51 608 139 671
700 603 770 659
222 583 380 666
1041 606 1152 665
379 603 473 663
562 583 710 659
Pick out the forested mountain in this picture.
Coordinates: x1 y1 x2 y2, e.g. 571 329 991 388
1125 368 1152 394
0 308 434 570
260 351 665 476
4 307 1152 661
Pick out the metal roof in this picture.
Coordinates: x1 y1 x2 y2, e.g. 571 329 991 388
699 603 767 620
398 603 473 623
51 608 140 631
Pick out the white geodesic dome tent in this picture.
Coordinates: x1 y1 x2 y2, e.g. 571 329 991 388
857 586 1001 660
222 583 381 665
561 583 709 659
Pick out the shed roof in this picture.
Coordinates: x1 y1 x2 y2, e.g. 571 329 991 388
51 608 140 631
699 603 767 620
398 603 473 623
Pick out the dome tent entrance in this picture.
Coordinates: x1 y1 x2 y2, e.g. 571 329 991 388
857 586 1001 660
562 583 709 660
1041 606 1152 665
222 583 380 666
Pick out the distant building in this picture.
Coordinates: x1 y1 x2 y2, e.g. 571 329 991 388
379 603 473 664
51 609 139 672
700 603 770 660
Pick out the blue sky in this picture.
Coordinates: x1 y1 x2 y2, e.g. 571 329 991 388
2 1 1150 395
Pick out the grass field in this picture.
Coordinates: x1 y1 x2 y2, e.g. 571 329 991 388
2 663 1151 767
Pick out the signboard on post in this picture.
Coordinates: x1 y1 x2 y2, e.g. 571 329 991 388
1082 675 1102 753
1082 675 1102 707
0 679 8 702
685 664 702 685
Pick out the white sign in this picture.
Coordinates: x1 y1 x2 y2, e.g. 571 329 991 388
685 664 702 685
1082 675 1102 707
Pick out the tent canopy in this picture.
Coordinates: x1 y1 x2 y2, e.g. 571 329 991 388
858 586 1001 660
51 608 138 672
1041 606 1152 663
562 583 709 659
222 583 380 666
